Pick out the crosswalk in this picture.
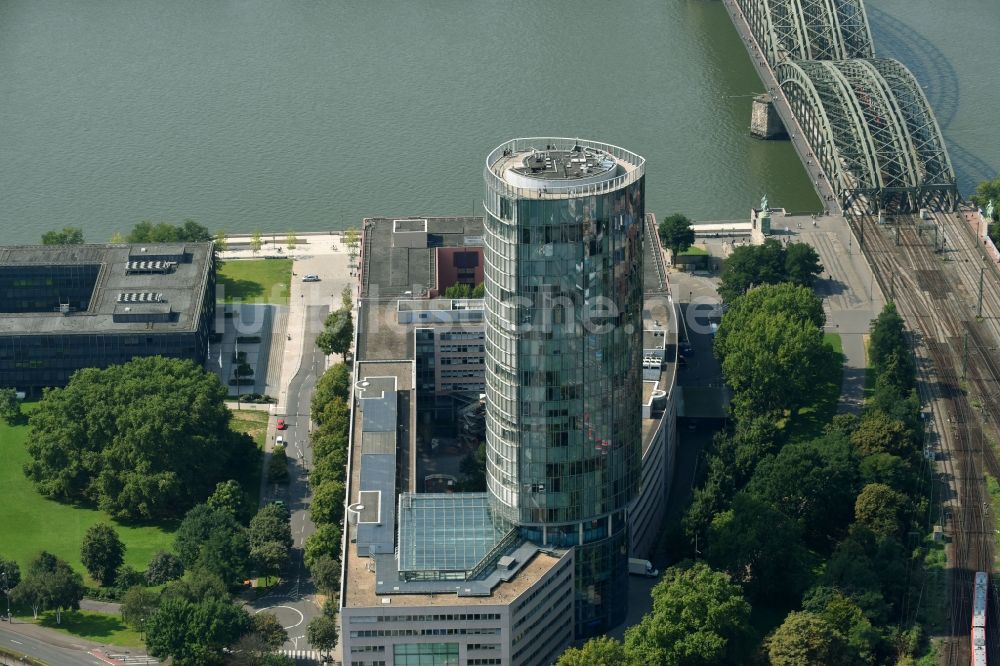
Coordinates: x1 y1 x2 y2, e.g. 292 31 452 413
278 649 327 663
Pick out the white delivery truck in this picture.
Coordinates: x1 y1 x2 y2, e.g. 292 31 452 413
628 558 658 577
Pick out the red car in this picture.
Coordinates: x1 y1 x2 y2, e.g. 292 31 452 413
276 418 287 430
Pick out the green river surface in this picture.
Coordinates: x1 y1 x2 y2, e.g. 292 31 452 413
1 0 997 244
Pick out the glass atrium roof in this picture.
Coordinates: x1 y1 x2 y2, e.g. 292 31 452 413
397 493 513 576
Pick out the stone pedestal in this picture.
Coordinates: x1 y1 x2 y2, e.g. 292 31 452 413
750 94 786 139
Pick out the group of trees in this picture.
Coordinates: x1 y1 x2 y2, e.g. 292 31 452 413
718 238 823 302
24 357 258 521
119 220 213 244
300 360 353 655
714 283 838 419
682 302 929 664
442 282 485 299
1 553 83 624
41 227 85 245
316 288 354 357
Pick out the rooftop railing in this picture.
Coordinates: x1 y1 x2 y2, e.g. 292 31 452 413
484 137 645 201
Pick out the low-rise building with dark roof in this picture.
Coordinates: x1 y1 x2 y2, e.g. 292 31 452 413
0 242 215 392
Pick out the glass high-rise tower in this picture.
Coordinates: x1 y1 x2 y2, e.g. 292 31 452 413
482 138 645 636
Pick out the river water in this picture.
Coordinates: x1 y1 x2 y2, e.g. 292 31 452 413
1 1 996 244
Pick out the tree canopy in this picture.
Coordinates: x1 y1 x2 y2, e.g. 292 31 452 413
80 523 125 586
659 213 696 260
623 561 753 665
316 308 354 357
125 220 212 243
767 611 851 666
174 504 251 586
25 357 257 520
0 388 21 425
718 239 823 302
11 552 84 623
145 595 251 665
714 284 837 418
310 363 351 418
41 227 85 245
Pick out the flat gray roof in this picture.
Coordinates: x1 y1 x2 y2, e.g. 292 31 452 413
0 243 213 335
361 217 484 298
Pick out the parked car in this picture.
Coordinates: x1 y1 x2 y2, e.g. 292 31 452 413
302 274 320 282
276 418 287 430
276 435 285 446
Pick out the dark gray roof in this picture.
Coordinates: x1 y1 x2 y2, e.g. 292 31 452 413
361 217 484 298
0 243 213 335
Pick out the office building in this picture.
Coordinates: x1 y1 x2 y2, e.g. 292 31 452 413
340 139 678 666
0 243 215 392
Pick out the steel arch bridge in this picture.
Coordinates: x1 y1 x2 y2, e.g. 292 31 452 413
777 58 958 213
736 0 874 66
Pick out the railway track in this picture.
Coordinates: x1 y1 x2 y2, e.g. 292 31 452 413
848 211 1000 665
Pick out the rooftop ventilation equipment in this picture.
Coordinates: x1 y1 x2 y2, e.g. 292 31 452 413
117 292 164 303
126 260 177 274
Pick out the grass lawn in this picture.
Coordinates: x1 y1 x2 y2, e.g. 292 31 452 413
217 258 292 305
27 609 142 647
678 245 709 257
230 409 268 508
0 414 175 580
780 333 844 442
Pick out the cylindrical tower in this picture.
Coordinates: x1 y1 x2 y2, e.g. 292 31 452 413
483 138 645 635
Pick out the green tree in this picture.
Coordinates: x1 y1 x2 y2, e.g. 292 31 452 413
110 231 126 244
472 282 485 298
41 227 85 245
25 357 257 521
208 479 253 523
746 434 859 548
175 504 251 586
768 611 850 666
309 450 347 486
304 523 342 570
715 282 826 357
343 228 360 258
0 388 21 425
717 308 836 418
126 220 211 243
311 363 351 417
80 523 126 586
622 561 753 665
717 238 788 302
310 480 345 525
850 411 911 458
250 231 263 256
120 585 159 630
145 551 185 586
285 230 298 250
249 504 293 578
784 241 824 286
557 636 632 666
854 483 908 539
443 283 472 298
706 493 813 603
0 558 21 613
268 445 290 484
214 231 228 253
802 587 882 665
12 552 84 623
341 285 353 310
161 566 230 604
306 614 339 659
316 394 351 432
250 611 288 649
145 596 251 665
308 555 341 595
868 303 910 371
971 174 1000 210
316 308 354 356
658 213 695 261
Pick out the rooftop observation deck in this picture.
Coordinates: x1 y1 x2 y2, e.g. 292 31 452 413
485 137 644 200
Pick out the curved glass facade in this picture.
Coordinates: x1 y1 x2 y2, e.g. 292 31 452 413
483 138 645 636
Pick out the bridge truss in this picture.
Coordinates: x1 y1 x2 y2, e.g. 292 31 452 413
737 0 874 66
777 58 958 214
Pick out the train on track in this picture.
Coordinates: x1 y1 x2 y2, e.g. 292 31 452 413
973 571 988 666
